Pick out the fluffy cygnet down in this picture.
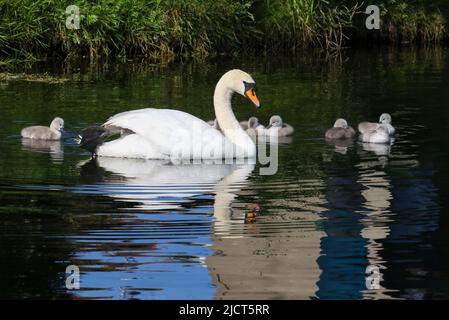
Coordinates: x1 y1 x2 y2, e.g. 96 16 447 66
21 117 64 140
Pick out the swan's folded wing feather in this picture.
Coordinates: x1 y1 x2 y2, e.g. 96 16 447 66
102 108 226 158
104 108 205 140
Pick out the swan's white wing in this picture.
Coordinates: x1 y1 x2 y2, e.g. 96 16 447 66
101 108 229 159
104 108 208 138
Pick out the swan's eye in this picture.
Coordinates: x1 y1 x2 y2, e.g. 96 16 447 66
243 81 256 90
243 82 261 108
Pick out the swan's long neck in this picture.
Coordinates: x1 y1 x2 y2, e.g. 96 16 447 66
214 80 256 157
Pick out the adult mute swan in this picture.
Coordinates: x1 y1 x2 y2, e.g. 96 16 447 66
21 117 64 140
325 118 356 140
79 70 261 159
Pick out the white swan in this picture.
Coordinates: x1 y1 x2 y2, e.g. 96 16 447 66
21 117 64 140
265 115 294 137
79 70 261 160
325 118 356 140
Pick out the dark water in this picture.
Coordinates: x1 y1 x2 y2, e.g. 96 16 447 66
1 47 449 299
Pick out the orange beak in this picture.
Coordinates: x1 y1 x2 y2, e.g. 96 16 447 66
245 88 261 108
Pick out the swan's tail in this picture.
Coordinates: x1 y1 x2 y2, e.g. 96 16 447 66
78 126 109 155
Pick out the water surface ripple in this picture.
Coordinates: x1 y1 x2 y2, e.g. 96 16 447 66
1 48 449 299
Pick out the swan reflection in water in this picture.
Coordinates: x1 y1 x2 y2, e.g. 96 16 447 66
21 138 64 162
78 157 255 213
70 157 256 299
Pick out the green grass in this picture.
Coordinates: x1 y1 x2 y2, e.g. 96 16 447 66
0 0 256 64
381 1 446 43
257 0 448 49
0 0 448 69
255 0 361 51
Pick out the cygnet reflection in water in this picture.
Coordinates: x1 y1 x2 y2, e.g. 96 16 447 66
360 141 392 157
325 138 355 155
21 138 64 162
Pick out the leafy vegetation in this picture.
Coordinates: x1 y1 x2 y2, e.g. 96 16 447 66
0 0 448 68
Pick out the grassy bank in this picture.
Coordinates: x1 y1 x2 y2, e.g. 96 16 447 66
0 0 256 66
0 0 448 68
257 0 448 50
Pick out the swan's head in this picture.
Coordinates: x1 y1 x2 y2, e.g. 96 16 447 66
219 69 261 108
333 118 348 128
379 113 392 124
50 117 64 131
